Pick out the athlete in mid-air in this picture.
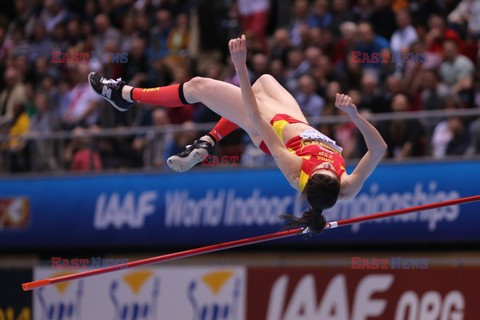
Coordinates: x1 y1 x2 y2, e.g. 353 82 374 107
88 35 387 233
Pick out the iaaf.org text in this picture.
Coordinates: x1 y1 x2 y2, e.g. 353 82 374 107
51 257 128 269
351 257 429 269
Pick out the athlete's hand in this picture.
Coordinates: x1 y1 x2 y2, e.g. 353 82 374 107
335 93 358 115
229 35 247 69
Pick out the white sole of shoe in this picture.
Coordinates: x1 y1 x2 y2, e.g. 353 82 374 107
167 148 208 172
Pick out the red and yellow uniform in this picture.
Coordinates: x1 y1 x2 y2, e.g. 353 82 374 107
260 114 346 191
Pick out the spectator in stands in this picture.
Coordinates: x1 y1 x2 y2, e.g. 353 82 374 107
369 0 396 40
333 21 358 67
426 15 464 55
285 48 310 93
439 40 475 90
238 0 269 52
93 13 121 53
355 22 390 74
420 69 452 111
1 102 30 172
147 10 172 60
0 67 26 127
28 22 51 62
307 0 332 29
167 13 190 56
289 0 310 47
448 0 480 39
359 73 389 113
445 117 471 156
40 0 70 34
250 53 269 82
391 10 418 63
132 108 171 168
271 28 292 64
353 0 373 22
124 37 149 86
29 92 58 170
68 126 102 172
269 59 287 88
61 64 101 129
295 74 325 117
386 93 425 160
331 0 355 34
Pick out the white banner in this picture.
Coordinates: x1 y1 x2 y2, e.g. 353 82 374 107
33 266 245 320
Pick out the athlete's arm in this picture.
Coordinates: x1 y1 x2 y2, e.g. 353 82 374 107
229 35 301 188
336 94 387 199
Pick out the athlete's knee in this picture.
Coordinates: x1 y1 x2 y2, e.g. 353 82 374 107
259 74 275 81
184 76 208 102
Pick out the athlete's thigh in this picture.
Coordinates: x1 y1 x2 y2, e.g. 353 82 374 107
184 77 261 139
253 74 308 123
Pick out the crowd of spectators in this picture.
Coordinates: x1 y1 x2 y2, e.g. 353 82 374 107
0 0 479 173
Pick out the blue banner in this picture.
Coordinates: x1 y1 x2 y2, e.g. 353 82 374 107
1 161 479 248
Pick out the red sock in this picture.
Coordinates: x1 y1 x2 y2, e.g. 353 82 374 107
208 117 239 142
131 83 188 107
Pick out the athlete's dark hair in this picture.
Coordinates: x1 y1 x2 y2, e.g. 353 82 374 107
280 173 340 234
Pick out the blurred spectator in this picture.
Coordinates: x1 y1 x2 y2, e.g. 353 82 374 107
358 73 389 113
285 48 310 93
390 10 418 62
148 10 172 60
133 108 171 168
295 74 325 117
448 0 480 38
369 0 396 40
167 13 190 56
60 64 101 129
426 15 464 55
333 21 358 66
1 103 30 172
355 22 390 74
238 0 269 52
250 53 269 81
93 13 121 52
270 28 292 64
420 69 452 111
0 67 26 127
307 0 332 29
353 0 373 22
331 0 355 34
29 92 58 170
40 0 70 33
28 22 52 62
439 40 474 90
386 94 425 160
124 37 149 86
289 0 310 47
445 117 472 156
68 126 102 172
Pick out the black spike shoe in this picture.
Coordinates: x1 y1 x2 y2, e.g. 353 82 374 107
167 139 213 172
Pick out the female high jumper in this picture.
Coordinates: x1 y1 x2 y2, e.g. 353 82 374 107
88 35 387 233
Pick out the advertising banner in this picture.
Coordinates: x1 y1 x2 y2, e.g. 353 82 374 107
247 266 480 320
33 266 245 320
0 269 32 320
1 161 480 247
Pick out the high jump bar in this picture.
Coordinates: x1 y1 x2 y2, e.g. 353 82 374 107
22 194 480 291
